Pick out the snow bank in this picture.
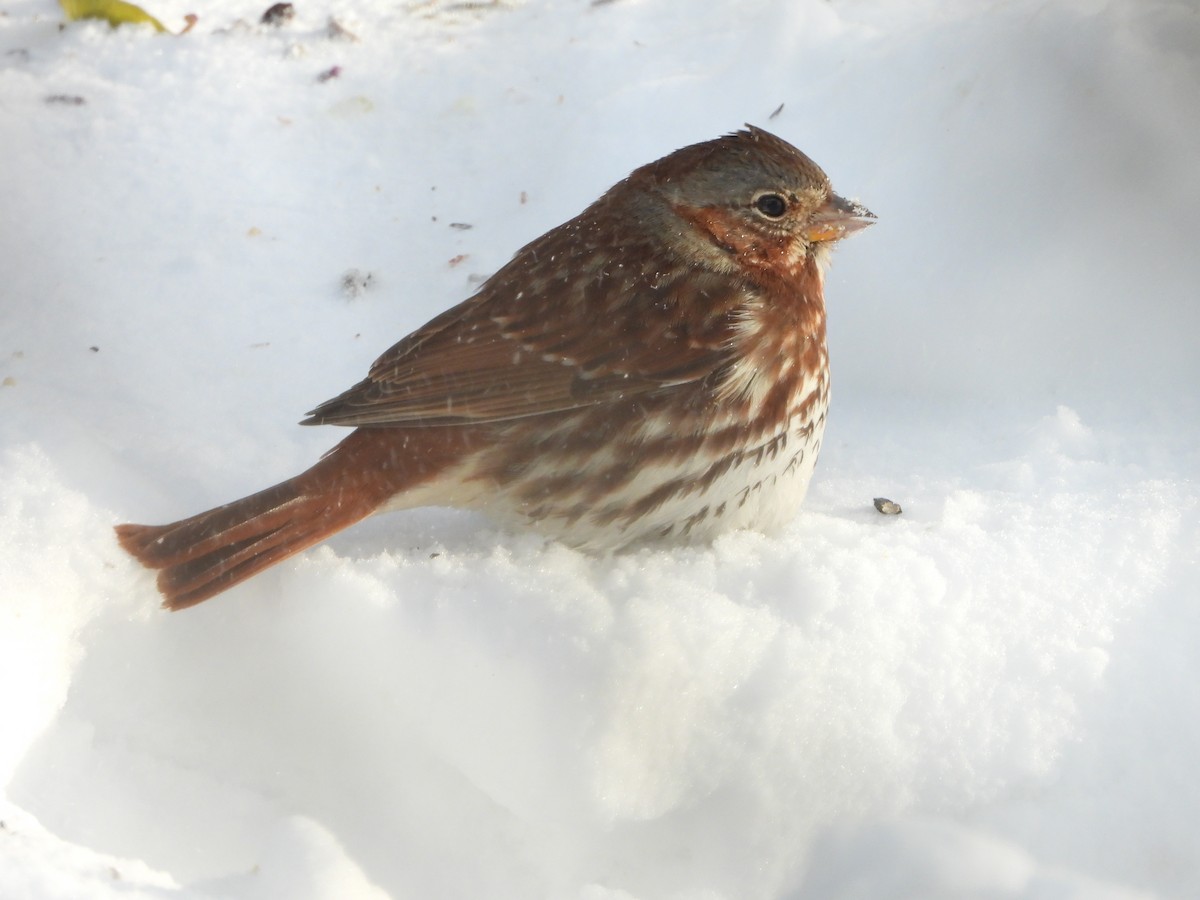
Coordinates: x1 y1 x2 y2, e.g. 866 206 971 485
2 0 1198 897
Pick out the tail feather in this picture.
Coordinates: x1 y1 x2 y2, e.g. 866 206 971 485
115 479 375 610
116 425 484 609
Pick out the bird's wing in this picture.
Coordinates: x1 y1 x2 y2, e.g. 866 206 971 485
302 254 752 428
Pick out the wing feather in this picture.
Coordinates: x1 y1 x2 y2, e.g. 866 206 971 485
303 216 755 428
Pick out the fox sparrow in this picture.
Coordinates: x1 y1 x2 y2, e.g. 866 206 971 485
116 126 874 609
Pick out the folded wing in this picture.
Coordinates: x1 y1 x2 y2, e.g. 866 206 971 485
303 247 754 428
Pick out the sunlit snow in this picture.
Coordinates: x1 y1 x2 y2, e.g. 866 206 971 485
2 1 1198 897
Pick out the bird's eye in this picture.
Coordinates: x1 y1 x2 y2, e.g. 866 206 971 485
753 193 788 219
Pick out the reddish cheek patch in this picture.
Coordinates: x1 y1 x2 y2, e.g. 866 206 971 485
673 204 796 273
674 204 749 253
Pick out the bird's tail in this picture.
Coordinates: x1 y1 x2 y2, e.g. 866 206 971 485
115 428 457 610
115 479 374 611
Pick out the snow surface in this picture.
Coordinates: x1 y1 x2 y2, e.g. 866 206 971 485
2 0 1199 897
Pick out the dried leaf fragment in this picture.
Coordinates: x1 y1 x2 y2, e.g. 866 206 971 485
327 17 359 42
261 2 294 25
59 0 167 32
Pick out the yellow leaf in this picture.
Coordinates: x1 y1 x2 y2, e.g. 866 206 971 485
59 0 168 32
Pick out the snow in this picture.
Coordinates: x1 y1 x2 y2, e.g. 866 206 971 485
2 0 1198 897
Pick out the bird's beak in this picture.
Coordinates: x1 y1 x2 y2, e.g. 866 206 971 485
802 193 876 243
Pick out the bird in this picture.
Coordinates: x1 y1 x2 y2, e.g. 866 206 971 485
115 126 874 610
